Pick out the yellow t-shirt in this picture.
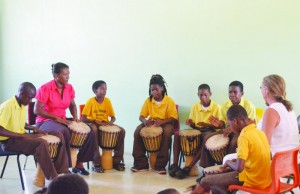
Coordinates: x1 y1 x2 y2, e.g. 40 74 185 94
188 100 221 128
237 124 271 189
0 97 26 140
82 97 115 122
220 97 256 125
140 95 178 120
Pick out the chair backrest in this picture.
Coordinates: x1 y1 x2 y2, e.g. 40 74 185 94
256 108 264 123
27 102 37 125
271 147 300 193
79 104 85 120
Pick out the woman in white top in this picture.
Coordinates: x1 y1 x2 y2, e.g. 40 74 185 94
257 74 299 156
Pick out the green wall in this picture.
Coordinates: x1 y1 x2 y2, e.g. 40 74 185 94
1 0 300 153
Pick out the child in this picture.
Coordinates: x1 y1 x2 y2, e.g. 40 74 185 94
81 80 126 172
199 81 256 168
131 74 178 175
169 84 222 179
191 105 271 194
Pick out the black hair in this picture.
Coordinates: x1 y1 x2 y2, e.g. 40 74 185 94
46 174 89 194
92 80 106 91
229 81 243 92
198 84 211 92
226 104 248 121
51 62 69 75
149 74 168 101
157 188 179 194
18 82 36 94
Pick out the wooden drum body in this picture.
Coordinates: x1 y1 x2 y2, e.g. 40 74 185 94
98 125 121 170
140 126 163 169
39 134 61 160
179 129 201 176
34 135 61 187
205 134 229 164
69 122 91 167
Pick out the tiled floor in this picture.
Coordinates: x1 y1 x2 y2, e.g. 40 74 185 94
1 153 300 194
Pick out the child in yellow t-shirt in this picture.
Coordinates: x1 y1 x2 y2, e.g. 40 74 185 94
131 74 178 175
169 84 222 179
81 80 126 172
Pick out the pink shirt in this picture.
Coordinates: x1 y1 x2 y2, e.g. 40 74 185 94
35 80 75 123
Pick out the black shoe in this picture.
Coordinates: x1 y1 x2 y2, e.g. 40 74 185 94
130 165 149 172
176 167 190 179
155 167 167 175
72 167 90 176
92 165 104 173
168 164 181 177
113 163 125 171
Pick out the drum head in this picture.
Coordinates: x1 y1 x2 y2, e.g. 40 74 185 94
39 134 60 143
205 134 229 150
179 129 201 136
99 125 121 132
140 126 163 137
69 122 91 133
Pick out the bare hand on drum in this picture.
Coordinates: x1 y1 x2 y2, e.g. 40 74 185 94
32 127 47 135
222 126 232 137
208 116 224 128
153 119 164 127
143 119 153 127
186 119 195 128
55 117 72 125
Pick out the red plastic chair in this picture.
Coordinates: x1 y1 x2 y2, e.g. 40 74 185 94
228 146 300 194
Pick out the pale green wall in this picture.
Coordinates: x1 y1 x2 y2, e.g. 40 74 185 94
1 0 300 153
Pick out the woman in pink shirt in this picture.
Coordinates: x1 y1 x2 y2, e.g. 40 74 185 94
35 62 95 175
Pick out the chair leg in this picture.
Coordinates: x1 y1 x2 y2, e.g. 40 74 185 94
168 137 173 169
1 155 9 178
17 155 25 190
23 156 28 170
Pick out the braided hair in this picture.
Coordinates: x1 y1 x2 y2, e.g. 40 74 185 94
149 74 168 101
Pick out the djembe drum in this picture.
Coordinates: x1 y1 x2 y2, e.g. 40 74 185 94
179 129 201 176
34 134 61 187
98 125 121 170
69 122 91 167
205 134 229 164
203 165 232 176
140 126 163 169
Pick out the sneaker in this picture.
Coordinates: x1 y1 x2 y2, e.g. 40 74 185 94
113 163 125 171
72 167 90 176
168 164 182 177
176 167 190 179
130 165 149 172
92 165 104 173
155 167 167 175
